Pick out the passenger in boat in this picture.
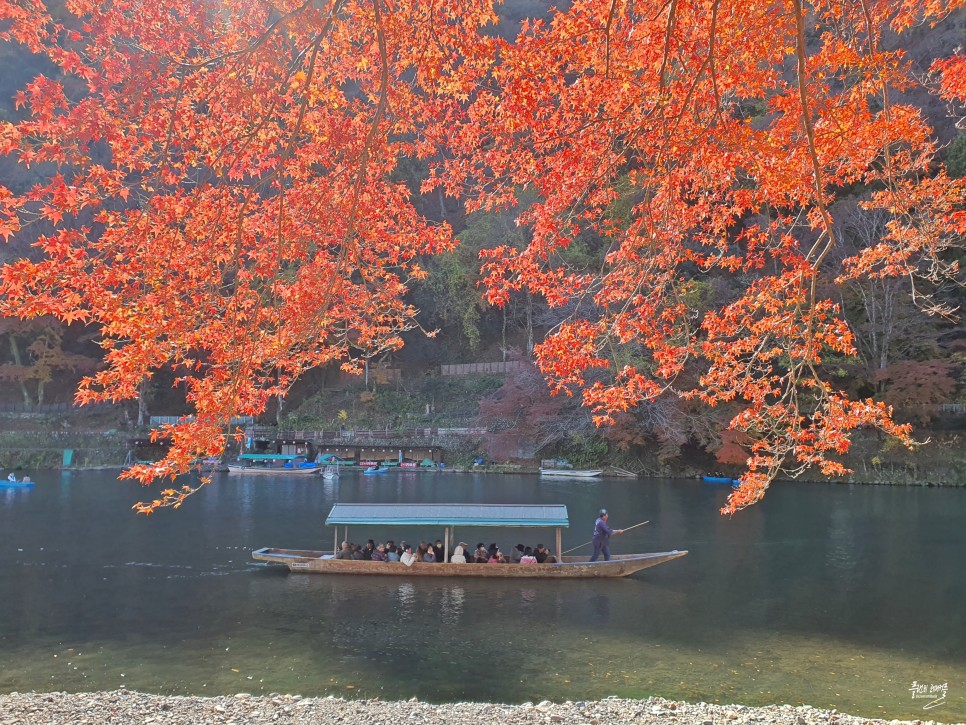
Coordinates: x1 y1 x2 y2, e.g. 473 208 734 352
432 539 445 563
6 473 15 482
510 544 525 564
350 544 366 560
520 546 537 564
473 543 488 563
590 508 625 562
371 543 388 562
534 544 557 564
414 542 429 562
423 546 437 563
335 541 352 560
487 547 506 564
386 545 400 562
362 540 375 560
450 543 467 564
400 543 416 566
21 475 30 483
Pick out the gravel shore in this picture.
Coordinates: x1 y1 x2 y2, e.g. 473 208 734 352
0 691 959 725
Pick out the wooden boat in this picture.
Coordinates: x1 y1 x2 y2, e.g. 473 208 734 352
227 454 322 475
322 465 339 481
252 503 687 579
702 475 739 486
539 468 603 478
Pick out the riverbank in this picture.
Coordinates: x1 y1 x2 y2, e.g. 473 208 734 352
0 691 958 725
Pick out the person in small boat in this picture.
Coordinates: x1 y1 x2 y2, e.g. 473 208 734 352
473 543 488 563
590 508 625 562
6 473 16 482
423 546 437 563
335 541 352 560
362 540 375 560
20 475 30 483
371 543 388 562
350 544 365 560
400 543 416 566
510 544 525 564
450 543 467 564
432 539 445 563
386 544 401 562
520 546 537 564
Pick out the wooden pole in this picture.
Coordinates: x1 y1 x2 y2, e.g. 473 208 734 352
555 527 562 562
561 520 650 555
333 526 338 556
444 527 450 563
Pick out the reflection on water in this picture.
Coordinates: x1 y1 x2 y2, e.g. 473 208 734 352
0 471 963 721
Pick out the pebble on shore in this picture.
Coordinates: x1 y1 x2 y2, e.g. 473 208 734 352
0 691 959 725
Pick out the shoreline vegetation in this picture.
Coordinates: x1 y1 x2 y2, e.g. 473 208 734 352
0 691 959 725
0 420 962 488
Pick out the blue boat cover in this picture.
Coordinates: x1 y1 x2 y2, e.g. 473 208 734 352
325 503 569 528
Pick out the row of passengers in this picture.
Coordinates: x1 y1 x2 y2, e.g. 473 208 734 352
334 539 557 564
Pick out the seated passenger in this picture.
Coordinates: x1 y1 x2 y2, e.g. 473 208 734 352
520 546 538 564
415 542 429 562
371 543 388 562
534 544 555 563
386 545 401 562
362 540 375 560
334 541 352 560
451 543 467 564
473 543 488 563
510 544 525 564
487 547 506 564
400 544 416 566
432 539 445 563
349 544 365 560
423 546 436 563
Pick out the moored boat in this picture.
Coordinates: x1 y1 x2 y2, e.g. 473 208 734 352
252 503 687 579
539 468 603 478
227 454 322 475
702 475 739 486
362 466 389 475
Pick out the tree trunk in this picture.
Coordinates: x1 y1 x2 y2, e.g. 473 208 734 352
7 335 33 408
137 378 149 427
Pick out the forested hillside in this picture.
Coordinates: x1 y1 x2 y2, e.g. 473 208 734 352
0 1 963 508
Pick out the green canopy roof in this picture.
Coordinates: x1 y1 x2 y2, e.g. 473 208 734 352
325 503 569 528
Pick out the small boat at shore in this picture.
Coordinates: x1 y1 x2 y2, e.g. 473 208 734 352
362 466 389 475
539 468 603 478
227 454 322 475
252 503 687 579
702 475 739 486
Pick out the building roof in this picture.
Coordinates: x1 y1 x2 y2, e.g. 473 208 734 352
325 503 569 528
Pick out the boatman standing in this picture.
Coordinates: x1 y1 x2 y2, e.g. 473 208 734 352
590 509 624 562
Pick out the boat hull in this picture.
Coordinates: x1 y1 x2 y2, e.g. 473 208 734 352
227 465 321 475
538 468 603 478
251 548 686 578
0 482 34 488
702 476 738 485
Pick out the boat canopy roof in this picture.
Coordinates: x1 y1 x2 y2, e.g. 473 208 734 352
238 453 305 461
325 503 569 528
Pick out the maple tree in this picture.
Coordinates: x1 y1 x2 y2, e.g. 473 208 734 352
0 0 963 514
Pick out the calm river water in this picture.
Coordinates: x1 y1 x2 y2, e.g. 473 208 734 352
0 470 963 720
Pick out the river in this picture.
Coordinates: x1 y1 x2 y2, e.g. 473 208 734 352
0 470 962 721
